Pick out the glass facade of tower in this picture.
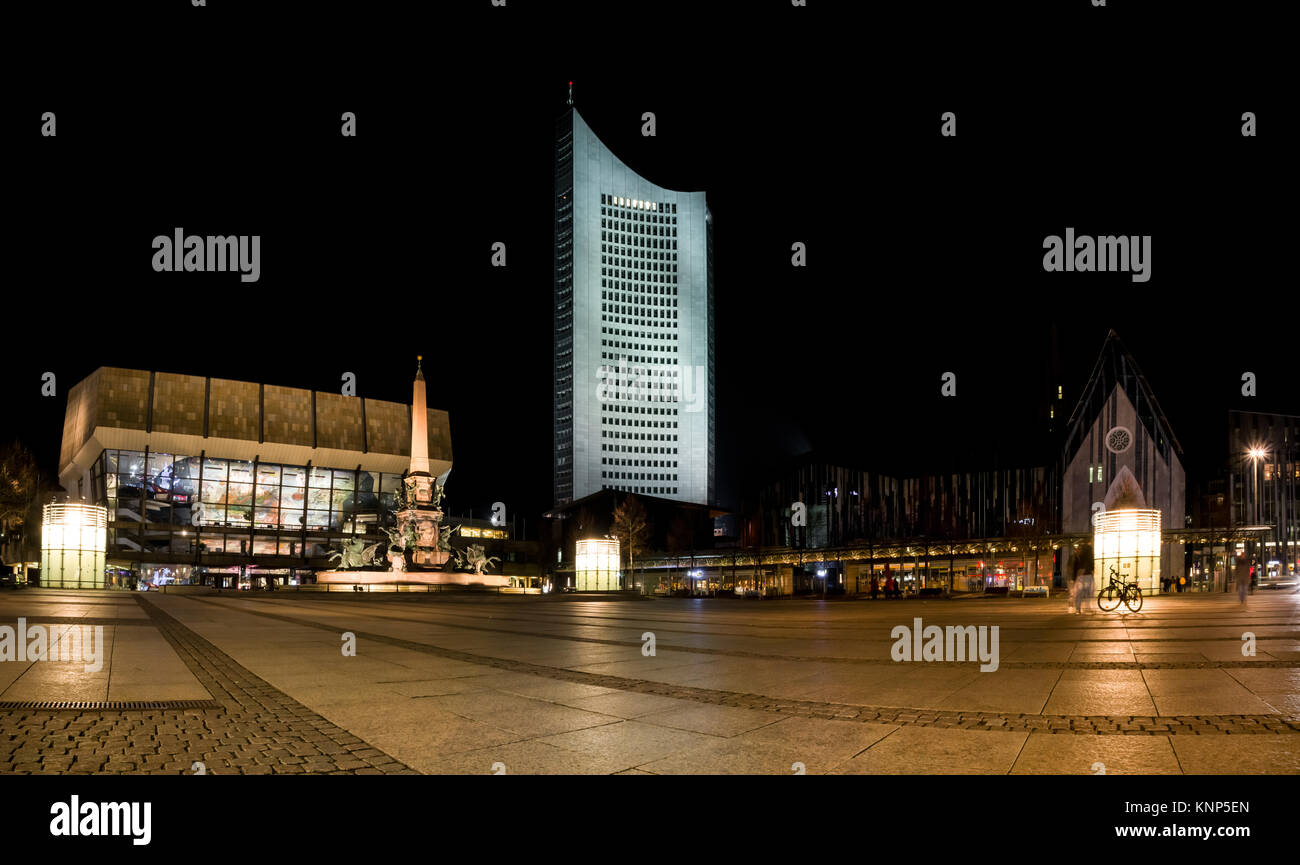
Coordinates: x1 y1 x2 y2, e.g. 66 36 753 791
553 108 715 507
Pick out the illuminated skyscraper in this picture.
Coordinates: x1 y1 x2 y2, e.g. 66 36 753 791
553 106 715 507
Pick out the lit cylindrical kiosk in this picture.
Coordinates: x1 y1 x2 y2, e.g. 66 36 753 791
1094 508 1161 593
41 503 108 589
575 537 620 592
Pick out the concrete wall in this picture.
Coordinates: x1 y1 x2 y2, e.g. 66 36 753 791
58 368 453 493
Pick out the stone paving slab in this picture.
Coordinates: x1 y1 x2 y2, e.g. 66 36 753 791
0 659 111 703
934 669 1063 715
637 732 840 775
1141 669 1280 716
1170 734 1300 774
107 624 210 702
540 718 721 769
1041 669 1158 716
562 690 692 719
636 714 897 775
635 704 787 738
1010 733 1181 775
415 736 638 775
420 691 622 739
834 726 1030 774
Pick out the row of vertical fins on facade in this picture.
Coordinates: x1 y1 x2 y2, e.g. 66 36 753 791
137 372 370 454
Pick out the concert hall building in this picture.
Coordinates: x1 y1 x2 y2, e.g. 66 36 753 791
52 367 452 589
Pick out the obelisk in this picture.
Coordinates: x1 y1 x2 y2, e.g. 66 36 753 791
398 356 447 568
411 355 430 474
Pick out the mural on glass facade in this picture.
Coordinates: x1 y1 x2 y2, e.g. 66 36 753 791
94 449 404 561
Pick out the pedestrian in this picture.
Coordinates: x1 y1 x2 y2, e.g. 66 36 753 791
1071 543 1094 615
1067 553 1079 613
1235 552 1250 606
869 575 879 600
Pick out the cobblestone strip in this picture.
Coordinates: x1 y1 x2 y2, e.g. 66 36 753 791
218 596 1300 670
0 597 417 775
191 596 1300 737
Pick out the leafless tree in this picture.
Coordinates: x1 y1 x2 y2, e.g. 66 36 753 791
612 495 651 593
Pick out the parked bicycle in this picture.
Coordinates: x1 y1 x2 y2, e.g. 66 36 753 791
1098 564 1143 613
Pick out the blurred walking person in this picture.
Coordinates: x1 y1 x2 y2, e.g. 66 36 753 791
1235 552 1250 606
1071 543 1095 615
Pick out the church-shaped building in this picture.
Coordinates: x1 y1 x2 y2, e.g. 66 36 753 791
1061 330 1185 580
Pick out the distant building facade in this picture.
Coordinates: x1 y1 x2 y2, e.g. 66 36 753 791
1227 410 1299 580
739 455 1060 596
637 332 1191 597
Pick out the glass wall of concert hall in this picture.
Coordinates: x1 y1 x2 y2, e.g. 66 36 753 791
91 448 404 582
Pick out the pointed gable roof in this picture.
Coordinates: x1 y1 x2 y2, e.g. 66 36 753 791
1103 465 1147 509
1062 330 1184 466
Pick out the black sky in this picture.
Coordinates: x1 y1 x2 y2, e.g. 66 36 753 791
6 6 1294 535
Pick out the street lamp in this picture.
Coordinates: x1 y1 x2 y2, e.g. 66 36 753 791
1247 446 1267 526
1243 447 1269 580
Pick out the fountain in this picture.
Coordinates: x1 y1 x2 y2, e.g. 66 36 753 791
316 357 509 589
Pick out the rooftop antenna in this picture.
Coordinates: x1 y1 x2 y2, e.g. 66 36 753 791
567 80 573 106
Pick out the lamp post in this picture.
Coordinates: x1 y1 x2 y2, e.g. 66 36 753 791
1248 446 1267 567
1248 447 1268 522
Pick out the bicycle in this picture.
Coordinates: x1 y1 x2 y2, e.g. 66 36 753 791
1098 565 1143 613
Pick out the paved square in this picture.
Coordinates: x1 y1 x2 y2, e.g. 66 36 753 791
1 588 1297 773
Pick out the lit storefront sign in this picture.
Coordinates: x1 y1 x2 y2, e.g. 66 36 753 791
460 527 507 539
1094 508 1161 592
41 503 108 589
575 537 620 592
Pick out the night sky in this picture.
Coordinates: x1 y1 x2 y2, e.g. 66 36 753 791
7 8 1293 536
